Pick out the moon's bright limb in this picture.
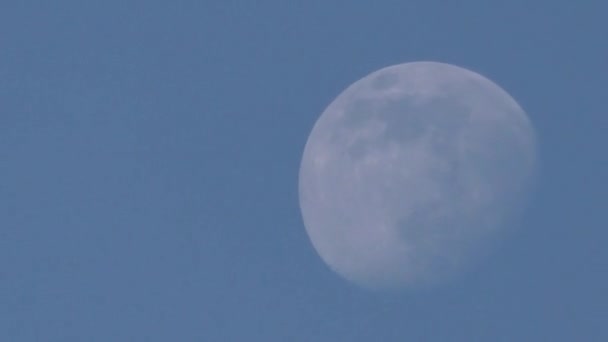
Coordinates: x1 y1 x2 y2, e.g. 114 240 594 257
299 61 538 290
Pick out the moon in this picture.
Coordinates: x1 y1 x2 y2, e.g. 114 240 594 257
298 61 538 291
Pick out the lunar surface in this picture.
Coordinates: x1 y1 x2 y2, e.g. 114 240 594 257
298 61 537 290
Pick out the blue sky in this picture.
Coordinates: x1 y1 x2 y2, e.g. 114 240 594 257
1 1 606 340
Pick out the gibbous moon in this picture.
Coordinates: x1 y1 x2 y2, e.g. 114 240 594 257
299 61 537 290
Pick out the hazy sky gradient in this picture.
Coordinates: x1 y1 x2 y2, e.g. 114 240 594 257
1 1 606 341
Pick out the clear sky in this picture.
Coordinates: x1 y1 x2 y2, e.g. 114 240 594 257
1 1 606 341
